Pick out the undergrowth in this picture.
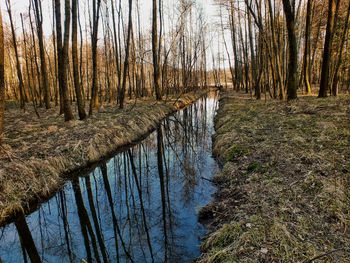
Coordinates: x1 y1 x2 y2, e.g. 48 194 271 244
199 91 350 262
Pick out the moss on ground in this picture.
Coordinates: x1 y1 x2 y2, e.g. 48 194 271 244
199 91 350 262
0 90 208 226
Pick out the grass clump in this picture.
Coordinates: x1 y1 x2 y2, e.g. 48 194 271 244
225 144 249 162
199 90 350 263
247 162 260 173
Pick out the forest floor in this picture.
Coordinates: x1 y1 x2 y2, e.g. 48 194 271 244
198 90 350 262
0 90 208 226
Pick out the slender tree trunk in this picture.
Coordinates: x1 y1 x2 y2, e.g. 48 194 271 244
152 0 162 100
6 0 25 109
0 8 4 146
331 1 350 96
229 0 239 90
303 0 312 94
266 0 284 99
72 0 87 120
282 0 298 100
111 0 121 103
89 0 102 115
55 0 73 121
119 0 133 109
33 0 51 109
319 0 337 97
247 9 260 99
21 14 40 118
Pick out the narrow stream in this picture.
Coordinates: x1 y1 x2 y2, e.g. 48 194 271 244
0 91 219 263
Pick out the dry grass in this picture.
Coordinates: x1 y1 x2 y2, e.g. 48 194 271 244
198 90 350 262
0 90 207 226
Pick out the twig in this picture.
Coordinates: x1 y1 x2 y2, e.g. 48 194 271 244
127 97 138 112
303 248 345 263
0 145 14 161
0 145 21 162
201 176 217 184
172 90 186 106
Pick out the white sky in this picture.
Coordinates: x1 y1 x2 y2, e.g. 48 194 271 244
1 0 232 69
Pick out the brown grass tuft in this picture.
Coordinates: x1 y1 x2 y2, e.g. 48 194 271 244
0 90 208 226
198 90 350 262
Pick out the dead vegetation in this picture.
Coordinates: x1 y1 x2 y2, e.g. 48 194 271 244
0 91 207 226
198 90 350 262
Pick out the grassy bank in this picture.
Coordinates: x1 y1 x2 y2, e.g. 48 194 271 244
0 91 207 226
198 91 350 262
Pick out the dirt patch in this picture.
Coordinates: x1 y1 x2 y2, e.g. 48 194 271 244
0 90 208 226
198 90 350 262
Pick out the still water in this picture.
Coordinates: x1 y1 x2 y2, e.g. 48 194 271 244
0 92 219 263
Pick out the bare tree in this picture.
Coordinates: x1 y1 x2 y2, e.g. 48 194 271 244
6 0 26 109
119 0 133 109
0 7 4 146
331 1 350 96
33 0 51 109
303 0 312 94
319 0 338 97
282 0 298 100
72 0 87 120
89 0 102 115
152 0 162 101
55 0 73 121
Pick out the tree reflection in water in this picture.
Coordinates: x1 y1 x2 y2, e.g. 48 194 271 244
0 92 219 263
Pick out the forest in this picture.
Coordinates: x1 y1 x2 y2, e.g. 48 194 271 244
0 0 349 262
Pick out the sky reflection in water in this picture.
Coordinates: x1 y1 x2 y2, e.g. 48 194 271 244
0 92 219 263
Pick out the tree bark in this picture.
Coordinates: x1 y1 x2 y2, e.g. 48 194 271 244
6 0 25 109
282 0 298 100
152 0 162 100
331 1 350 96
119 0 133 109
303 0 312 94
319 0 337 97
0 8 4 146
33 0 51 109
72 0 87 120
89 0 102 115
55 0 73 121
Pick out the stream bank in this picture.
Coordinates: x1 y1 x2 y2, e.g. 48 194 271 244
0 91 219 263
0 90 209 226
198 90 350 262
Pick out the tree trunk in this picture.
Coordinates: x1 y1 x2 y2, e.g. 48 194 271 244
89 0 102 115
282 0 298 100
152 0 162 101
119 0 133 109
55 0 73 121
0 8 4 146
33 0 51 109
331 1 350 96
319 0 337 97
266 0 284 99
303 0 312 94
72 0 87 120
6 0 25 109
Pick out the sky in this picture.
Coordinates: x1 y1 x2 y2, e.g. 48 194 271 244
1 0 232 69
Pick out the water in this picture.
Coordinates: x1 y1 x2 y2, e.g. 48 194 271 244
0 92 219 263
